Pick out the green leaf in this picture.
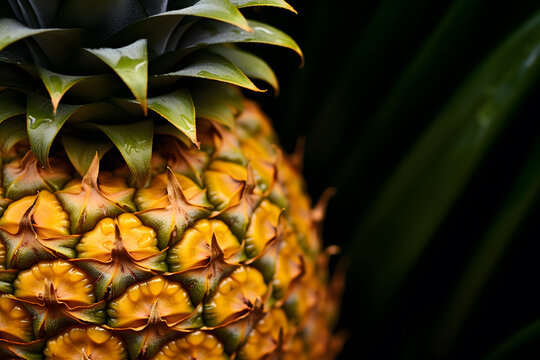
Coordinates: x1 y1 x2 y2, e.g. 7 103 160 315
0 90 25 123
68 74 120 103
434 139 540 354
37 68 89 113
166 0 251 31
147 88 198 145
0 18 70 51
68 102 130 123
0 116 26 154
229 0 296 13
106 14 183 55
110 0 251 53
54 0 146 41
154 122 193 147
19 0 62 27
484 319 540 360
0 61 36 92
27 94 81 168
62 135 113 176
208 45 278 91
161 51 262 91
352 9 540 311
139 0 168 15
86 39 148 113
96 120 153 185
180 19 303 64
334 0 486 188
32 29 83 69
191 81 242 128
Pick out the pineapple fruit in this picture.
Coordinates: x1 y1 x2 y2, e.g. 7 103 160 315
0 1 343 359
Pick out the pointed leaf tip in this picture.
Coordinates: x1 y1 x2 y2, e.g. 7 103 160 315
0 19 70 51
96 120 153 185
27 94 81 168
182 19 303 66
229 0 297 14
166 0 252 32
86 39 148 113
62 136 113 177
147 88 198 146
162 51 264 92
208 45 279 92
37 68 89 113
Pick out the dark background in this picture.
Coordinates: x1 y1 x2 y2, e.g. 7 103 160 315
246 1 540 358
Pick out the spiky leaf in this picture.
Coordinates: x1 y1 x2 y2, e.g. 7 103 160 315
0 116 26 154
86 39 148 113
96 120 154 184
165 0 251 31
229 0 296 12
0 90 25 123
162 51 262 91
180 19 303 63
191 82 242 128
37 68 89 113
0 18 65 50
208 45 278 91
147 88 197 145
62 136 113 176
26 94 80 167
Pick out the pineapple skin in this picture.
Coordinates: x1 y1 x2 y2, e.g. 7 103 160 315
0 101 343 360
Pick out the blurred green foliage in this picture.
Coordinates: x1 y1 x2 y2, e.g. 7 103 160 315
249 0 540 358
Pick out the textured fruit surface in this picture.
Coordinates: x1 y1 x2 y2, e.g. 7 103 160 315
0 102 343 359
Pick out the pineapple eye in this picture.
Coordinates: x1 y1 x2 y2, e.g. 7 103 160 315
167 218 243 272
203 265 268 327
44 326 126 360
14 260 95 307
153 331 227 360
0 295 33 343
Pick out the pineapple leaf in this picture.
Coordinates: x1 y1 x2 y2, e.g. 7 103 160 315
147 88 198 145
191 81 242 128
67 102 131 123
0 62 36 92
111 0 251 52
86 39 149 114
180 19 303 64
54 0 146 41
27 93 81 168
208 45 278 91
107 15 182 55
435 139 540 353
484 318 540 360
96 120 154 185
229 0 296 13
62 135 113 176
0 116 26 154
0 89 25 123
161 51 262 91
0 18 69 50
154 122 193 146
354 9 540 310
14 0 62 27
37 68 89 113
165 0 251 31
138 0 168 15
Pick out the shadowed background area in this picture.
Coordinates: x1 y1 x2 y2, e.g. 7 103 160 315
247 0 540 358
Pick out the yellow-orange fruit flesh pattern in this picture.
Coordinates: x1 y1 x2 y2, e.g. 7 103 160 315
0 101 340 359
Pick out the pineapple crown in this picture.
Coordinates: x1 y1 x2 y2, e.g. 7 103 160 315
0 0 301 183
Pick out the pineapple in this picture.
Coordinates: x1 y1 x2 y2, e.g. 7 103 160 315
0 1 343 359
